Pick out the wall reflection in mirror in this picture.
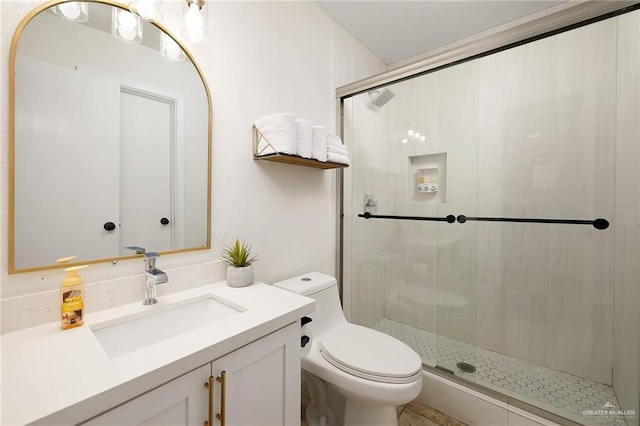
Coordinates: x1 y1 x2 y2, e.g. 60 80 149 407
11 1 211 273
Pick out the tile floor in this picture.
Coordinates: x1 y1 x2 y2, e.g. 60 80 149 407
396 401 469 426
301 382 468 426
372 318 624 426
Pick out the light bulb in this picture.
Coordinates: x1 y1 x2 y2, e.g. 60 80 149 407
182 0 207 44
112 8 142 43
420 136 426 141
162 33 185 61
407 130 414 136
414 132 421 138
401 138 408 144
129 0 163 21
140 1 159 20
59 3 81 19
119 28 136 41
166 44 182 60
184 3 205 43
187 26 205 43
118 11 138 40
52 2 88 22
186 3 203 29
137 3 154 19
118 10 137 28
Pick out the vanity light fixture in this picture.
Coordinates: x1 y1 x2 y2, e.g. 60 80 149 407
51 2 89 22
112 7 143 43
182 0 207 44
161 33 186 61
128 0 163 22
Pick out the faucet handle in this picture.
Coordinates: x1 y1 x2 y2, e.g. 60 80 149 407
125 246 146 255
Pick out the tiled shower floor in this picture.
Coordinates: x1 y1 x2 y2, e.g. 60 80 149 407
372 318 626 426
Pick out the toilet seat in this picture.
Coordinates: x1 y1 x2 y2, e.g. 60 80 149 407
319 324 422 384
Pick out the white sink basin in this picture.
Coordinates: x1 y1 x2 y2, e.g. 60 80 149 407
91 296 243 358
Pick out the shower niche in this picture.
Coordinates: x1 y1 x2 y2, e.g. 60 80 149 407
408 152 447 204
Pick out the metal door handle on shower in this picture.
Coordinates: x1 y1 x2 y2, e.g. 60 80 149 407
358 212 456 223
455 215 609 230
357 212 610 230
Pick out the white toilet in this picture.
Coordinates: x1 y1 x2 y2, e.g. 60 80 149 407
273 272 423 426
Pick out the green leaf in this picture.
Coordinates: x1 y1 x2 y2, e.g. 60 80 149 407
221 238 258 267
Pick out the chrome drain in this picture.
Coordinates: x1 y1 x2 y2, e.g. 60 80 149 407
456 362 477 374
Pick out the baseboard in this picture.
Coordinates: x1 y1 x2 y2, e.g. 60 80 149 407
417 370 562 426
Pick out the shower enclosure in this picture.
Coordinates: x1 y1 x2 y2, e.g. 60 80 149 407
341 5 639 426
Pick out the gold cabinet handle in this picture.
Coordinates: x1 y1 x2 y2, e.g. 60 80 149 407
204 376 214 426
215 371 226 426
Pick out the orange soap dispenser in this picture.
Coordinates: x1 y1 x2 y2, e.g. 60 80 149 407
57 256 88 330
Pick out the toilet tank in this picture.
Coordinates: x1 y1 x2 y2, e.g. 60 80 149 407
273 272 347 335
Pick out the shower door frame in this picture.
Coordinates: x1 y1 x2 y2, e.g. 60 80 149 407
336 1 638 424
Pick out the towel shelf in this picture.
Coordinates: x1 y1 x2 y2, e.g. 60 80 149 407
254 152 349 169
252 125 348 170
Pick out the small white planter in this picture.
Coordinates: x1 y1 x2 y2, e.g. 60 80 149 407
226 265 254 287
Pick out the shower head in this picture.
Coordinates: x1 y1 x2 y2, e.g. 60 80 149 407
368 88 395 108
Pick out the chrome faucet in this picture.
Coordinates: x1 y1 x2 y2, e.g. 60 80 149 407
143 252 168 305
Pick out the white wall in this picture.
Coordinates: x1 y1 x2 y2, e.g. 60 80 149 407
0 0 386 333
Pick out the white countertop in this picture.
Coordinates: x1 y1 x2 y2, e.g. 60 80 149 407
1 281 314 426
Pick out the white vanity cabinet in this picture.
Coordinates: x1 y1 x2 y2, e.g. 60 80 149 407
83 364 210 425
83 323 301 426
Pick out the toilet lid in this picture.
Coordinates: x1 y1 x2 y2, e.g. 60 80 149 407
319 324 422 384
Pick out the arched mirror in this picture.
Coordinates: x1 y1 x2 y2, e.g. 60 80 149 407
9 0 211 273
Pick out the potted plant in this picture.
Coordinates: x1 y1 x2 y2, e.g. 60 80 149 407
221 239 258 287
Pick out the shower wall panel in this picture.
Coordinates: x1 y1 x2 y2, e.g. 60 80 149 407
614 9 640 426
474 18 617 385
345 95 389 327
380 62 480 344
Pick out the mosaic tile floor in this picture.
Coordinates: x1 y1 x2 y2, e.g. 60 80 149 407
372 318 626 426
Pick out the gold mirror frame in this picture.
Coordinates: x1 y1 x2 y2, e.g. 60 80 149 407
8 0 212 274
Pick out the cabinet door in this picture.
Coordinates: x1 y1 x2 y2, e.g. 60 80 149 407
83 364 210 426
212 324 300 426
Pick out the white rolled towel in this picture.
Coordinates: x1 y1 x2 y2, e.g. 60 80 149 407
326 133 343 147
327 152 350 165
327 144 349 156
311 125 327 162
295 119 312 159
255 113 296 155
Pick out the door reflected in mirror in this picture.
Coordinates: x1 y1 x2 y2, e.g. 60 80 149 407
10 1 211 273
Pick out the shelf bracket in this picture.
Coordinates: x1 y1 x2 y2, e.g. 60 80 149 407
252 125 278 158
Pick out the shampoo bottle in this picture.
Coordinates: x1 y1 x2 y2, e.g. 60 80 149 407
57 256 88 330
